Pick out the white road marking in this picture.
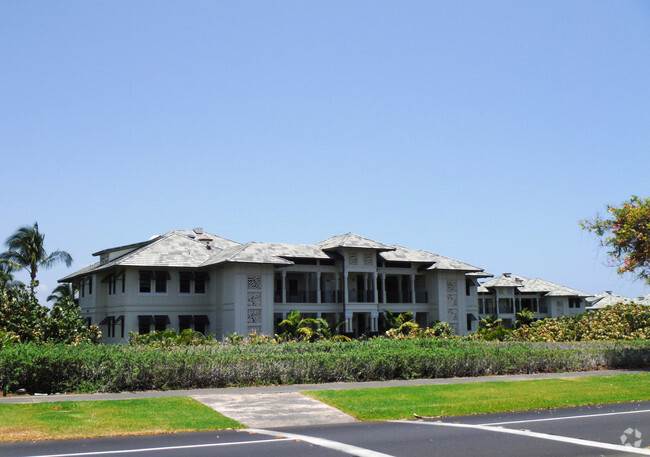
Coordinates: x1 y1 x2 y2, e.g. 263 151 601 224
247 428 397 457
393 420 650 455
481 408 650 426
19 437 293 457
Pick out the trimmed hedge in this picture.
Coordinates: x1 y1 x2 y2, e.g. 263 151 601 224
1 339 649 394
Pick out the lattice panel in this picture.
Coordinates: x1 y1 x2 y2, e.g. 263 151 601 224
447 294 458 308
348 254 358 265
446 281 457 293
248 326 261 334
247 275 262 290
247 292 261 308
363 253 373 266
247 308 262 324
447 308 458 321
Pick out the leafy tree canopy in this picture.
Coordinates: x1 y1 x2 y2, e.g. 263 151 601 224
581 196 650 284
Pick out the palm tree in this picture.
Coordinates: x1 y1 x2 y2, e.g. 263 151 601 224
1 223 72 297
0 262 19 291
47 283 77 307
515 308 536 329
382 309 413 330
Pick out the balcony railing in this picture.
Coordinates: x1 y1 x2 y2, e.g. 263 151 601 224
386 291 412 304
321 290 343 303
348 290 375 303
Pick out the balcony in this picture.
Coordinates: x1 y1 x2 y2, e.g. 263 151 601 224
348 290 375 303
321 290 343 303
386 290 412 304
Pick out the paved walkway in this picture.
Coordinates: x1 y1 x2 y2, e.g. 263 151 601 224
1 369 647 427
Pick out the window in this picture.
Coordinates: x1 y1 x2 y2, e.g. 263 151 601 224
154 273 167 293
179 315 193 331
498 298 514 314
178 315 209 334
466 313 477 331
138 315 153 334
179 273 192 294
521 297 538 313
114 315 124 338
480 298 496 315
194 273 207 294
154 315 170 332
465 278 473 296
194 315 209 335
99 316 120 338
139 271 152 293
568 297 581 308
88 277 93 295
179 272 208 294
99 316 115 338
139 271 169 293
539 300 549 313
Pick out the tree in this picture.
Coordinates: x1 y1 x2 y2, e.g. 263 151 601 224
0 262 21 292
0 284 50 342
47 283 77 307
0 223 73 296
515 308 536 329
381 309 413 330
581 196 650 284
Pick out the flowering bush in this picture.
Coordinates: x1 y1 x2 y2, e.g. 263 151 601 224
384 321 455 339
513 303 650 342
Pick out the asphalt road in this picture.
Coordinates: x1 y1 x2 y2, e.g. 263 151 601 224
2 401 649 457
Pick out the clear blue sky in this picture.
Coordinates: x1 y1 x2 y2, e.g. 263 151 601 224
1 0 649 304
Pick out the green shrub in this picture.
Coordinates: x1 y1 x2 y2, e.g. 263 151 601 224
1 339 648 394
513 303 650 342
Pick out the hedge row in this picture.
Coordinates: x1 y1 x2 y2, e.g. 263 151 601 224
1 339 649 394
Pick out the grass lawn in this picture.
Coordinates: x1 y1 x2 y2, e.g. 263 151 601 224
303 373 650 421
0 397 244 442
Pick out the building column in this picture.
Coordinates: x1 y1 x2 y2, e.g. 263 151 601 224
343 271 349 304
373 272 378 304
413 312 417 326
281 270 287 304
381 273 387 305
335 273 340 303
371 311 378 332
345 311 353 333
305 274 310 303
410 274 416 305
317 271 322 304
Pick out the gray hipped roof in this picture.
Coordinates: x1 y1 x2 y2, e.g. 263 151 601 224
202 242 332 266
60 229 487 281
317 233 395 251
586 291 635 310
479 273 591 297
381 245 484 272
60 230 240 282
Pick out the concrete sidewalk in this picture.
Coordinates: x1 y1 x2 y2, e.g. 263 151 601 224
1 369 647 427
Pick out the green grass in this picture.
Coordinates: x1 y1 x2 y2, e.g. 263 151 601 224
303 373 650 421
0 397 244 442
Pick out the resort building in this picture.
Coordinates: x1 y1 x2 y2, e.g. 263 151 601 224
477 273 592 327
59 229 489 343
586 291 650 310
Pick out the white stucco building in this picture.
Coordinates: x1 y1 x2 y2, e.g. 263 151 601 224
60 229 490 343
477 273 592 327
